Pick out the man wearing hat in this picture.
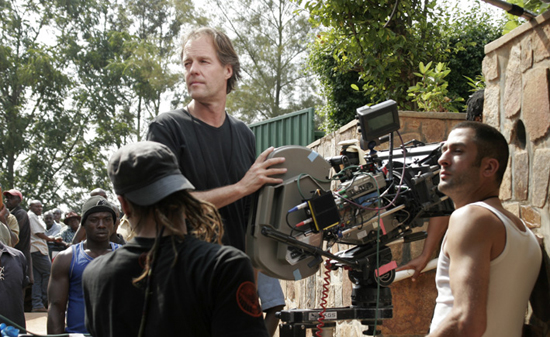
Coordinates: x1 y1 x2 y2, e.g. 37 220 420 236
47 196 121 334
82 141 269 336
2 190 23 247
58 211 81 245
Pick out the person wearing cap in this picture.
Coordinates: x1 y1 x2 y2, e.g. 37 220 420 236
82 141 269 337
28 199 55 312
71 189 124 245
1 191 21 247
58 211 81 245
47 196 121 334
146 27 287 335
3 189 33 310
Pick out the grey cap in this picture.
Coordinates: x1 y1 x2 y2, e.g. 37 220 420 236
108 141 195 206
81 196 116 225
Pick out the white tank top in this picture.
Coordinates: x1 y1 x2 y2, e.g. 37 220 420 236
430 202 542 336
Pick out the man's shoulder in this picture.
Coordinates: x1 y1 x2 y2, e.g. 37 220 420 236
152 109 190 124
447 203 505 244
185 236 248 260
227 114 252 132
2 243 25 259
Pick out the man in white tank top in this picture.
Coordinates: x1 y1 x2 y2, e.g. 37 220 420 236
428 121 541 337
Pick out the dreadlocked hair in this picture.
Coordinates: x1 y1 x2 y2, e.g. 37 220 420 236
129 189 224 285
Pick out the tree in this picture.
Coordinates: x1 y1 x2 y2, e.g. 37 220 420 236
438 2 502 104
303 0 504 130
208 0 321 123
114 0 206 139
302 0 448 130
0 0 201 211
0 0 138 210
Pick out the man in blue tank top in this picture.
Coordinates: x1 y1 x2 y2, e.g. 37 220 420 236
46 196 121 334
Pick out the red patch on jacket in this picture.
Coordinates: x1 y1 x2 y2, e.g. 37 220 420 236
236 281 262 317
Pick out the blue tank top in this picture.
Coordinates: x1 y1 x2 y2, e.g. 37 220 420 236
66 242 120 333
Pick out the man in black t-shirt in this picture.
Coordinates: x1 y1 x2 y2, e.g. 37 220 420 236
147 27 287 335
82 141 269 337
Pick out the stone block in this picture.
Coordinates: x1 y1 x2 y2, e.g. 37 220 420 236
520 205 542 228
403 117 421 131
514 151 529 201
503 202 520 217
533 22 550 63
500 159 512 201
421 119 447 143
504 44 522 118
502 117 515 143
342 275 352 307
382 270 437 335
483 52 499 81
521 33 533 72
523 67 550 142
532 148 550 208
483 84 500 128
285 280 296 302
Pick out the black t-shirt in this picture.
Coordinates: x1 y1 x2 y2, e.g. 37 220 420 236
0 243 28 328
147 109 256 251
82 235 268 337
11 206 32 276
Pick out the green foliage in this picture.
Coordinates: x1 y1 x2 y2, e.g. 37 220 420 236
209 0 321 124
438 3 502 103
464 74 486 93
503 0 549 34
0 0 202 211
300 0 503 130
407 62 463 112
300 0 447 130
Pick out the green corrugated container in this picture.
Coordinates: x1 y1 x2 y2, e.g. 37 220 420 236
248 108 324 156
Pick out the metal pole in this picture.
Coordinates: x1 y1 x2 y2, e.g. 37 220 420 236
481 0 538 20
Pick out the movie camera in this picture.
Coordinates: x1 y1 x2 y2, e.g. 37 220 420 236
246 100 454 336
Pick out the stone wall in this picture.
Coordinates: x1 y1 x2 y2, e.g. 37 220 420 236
482 10 550 243
278 112 465 337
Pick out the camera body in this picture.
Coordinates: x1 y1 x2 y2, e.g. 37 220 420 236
246 100 453 284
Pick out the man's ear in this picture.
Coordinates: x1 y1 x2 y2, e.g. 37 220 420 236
117 195 132 218
224 64 233 80
481 157 499 179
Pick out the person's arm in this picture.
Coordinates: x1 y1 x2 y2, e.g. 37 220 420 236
6 214 19 247
35 232 55 243
71 225 86 244
191 147 287 209
427 207 497 337
47 249 72 334
397 216 449 281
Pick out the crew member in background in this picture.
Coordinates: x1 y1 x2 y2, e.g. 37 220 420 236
147 27 287 335
48 196 120 334
428 122 541 336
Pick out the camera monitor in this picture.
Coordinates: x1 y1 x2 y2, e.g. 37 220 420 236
356 100 400 142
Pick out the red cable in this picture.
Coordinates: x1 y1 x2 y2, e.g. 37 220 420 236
316 259 332 337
